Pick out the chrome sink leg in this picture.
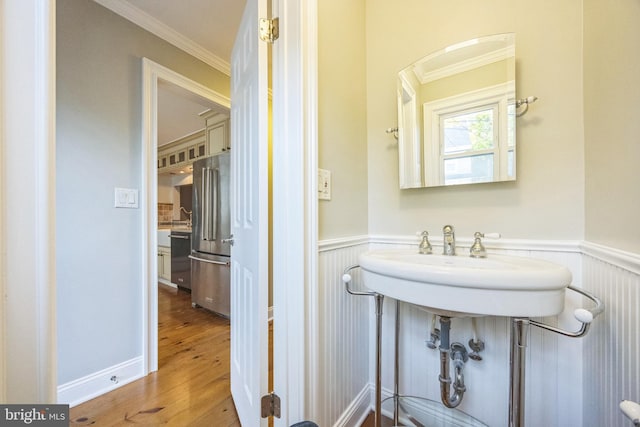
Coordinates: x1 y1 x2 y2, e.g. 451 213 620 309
394 299 400 426
509 318 529 427
342 266 385 427
374 294 384 427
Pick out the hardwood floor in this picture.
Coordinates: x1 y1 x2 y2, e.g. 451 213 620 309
360 412 398 427
70 285 241 426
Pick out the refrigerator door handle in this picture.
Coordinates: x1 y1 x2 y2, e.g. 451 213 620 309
188 254 230 267
212 168 219 241
201 166 209 241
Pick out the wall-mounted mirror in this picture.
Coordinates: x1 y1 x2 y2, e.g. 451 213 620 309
397 33 516 188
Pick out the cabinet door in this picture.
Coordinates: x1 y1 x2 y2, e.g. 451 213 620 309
158 246 171 281
207 121 228 155
158 252 164 278
162 249 171 280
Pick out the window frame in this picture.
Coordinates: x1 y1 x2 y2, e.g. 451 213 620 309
424 82 515 186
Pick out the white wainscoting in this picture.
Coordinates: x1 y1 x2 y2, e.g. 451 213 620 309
582 242 640 427
318 237 371 427
318 236 640 427
370 238 584 427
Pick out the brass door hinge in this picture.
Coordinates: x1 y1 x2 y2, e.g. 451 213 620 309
259 18 279 43
261 392 281 418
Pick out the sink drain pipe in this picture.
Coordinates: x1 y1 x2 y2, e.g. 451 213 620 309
438 317 468 408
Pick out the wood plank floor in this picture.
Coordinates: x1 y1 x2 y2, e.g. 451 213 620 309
69 284 384 426
360 412 397 427
70 285 241 426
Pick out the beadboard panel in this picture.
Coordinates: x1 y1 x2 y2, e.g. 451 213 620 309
318 241 371 427
320 237 639 427
582 253 640 427
369 240 584 427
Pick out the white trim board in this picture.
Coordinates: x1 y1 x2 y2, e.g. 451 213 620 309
57 357 144 407
271 0 319 424
332 384 372 427
581 241 640 276
320 235 639 275
1 0 57 403
141 58 230 375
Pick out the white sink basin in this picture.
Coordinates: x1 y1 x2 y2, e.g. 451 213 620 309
358 249 572 317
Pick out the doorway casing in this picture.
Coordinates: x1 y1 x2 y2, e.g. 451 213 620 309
140 58 231 373
0 2 319 422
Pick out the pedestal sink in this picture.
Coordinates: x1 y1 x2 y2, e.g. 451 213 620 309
358 249 572 317
348 247 602 427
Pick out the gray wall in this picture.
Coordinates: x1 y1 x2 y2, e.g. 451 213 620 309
56 0 229 384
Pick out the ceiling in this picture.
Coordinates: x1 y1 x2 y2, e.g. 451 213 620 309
157 80 228 147
94 0 247 72
93 0 245 151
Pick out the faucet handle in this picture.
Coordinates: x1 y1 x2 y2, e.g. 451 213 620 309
470 232 501 258
481 232 501 239
417 231 432 254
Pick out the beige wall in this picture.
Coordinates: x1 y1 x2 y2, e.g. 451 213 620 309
318 0 368 240
584 0 640 254
365 0 585 241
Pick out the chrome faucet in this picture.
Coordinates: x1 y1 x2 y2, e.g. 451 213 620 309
443 225 456 256
180 206 193 227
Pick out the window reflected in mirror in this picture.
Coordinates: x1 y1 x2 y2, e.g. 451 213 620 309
397 33 516 188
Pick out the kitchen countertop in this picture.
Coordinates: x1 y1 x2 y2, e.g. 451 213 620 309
170 227 192 233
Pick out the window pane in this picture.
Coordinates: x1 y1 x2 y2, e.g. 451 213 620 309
507 103 516 147
444 154 494 185
507 149 514 177
443 108 494 154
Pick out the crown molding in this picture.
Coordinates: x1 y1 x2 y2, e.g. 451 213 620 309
92 0 231 76
416 45 514 84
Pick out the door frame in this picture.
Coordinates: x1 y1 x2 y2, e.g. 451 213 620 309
0 0 57 403
271 0 319 423
140 58 230 373
0 0 319 417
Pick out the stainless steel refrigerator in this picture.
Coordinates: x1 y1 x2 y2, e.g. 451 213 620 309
189 152 231 317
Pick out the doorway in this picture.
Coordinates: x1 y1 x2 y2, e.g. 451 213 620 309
141 58 231 373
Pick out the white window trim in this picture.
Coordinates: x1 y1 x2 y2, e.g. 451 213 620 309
424 82 515 187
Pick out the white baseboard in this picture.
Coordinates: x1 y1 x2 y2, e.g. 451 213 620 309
333 383 373 427
57 356 144 407
158 278 176 288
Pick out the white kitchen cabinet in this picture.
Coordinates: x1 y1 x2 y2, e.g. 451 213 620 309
158 245 171 282
204 113 230 155
157 130 206 173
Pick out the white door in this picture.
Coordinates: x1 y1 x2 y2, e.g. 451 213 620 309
229 0 269 425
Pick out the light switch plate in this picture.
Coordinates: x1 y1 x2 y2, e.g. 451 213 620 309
114 187 139 208
318 169 331 200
